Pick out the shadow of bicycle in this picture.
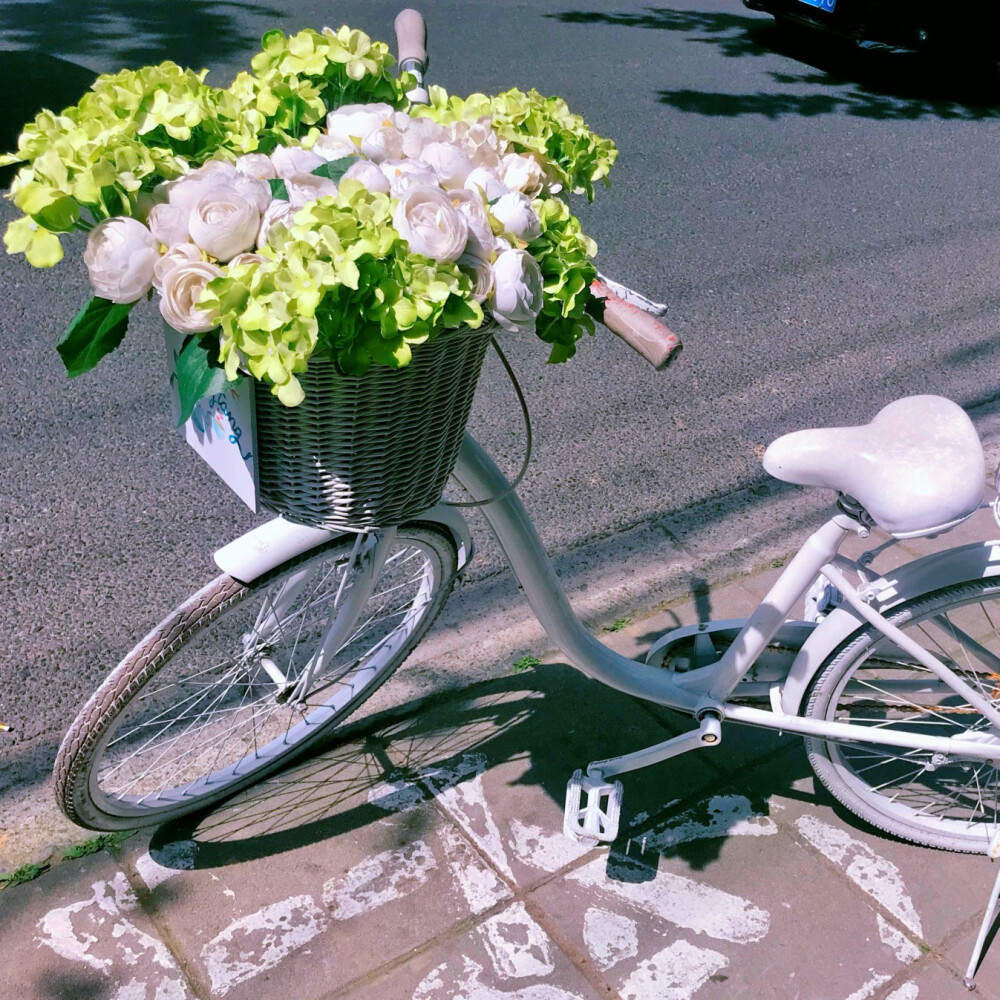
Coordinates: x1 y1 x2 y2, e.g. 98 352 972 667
146 660 811 880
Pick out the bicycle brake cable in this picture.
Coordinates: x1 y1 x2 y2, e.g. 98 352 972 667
445 335 533 509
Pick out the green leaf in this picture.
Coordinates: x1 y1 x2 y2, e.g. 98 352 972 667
268 177 289 201
174 332 242 426
57 297 135 377
311 157 355 184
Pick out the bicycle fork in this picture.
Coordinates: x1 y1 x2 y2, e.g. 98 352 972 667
244 529 398 706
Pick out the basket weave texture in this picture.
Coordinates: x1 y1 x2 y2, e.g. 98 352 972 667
254 322 495 529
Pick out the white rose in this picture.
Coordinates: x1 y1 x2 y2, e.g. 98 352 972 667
83 217 159 303
393 185 469 263
458 252 494 303
489 249 544 334
270 145 324 180
400 116 448 158
285 172 339 208
490 192 542 242
235 153 277 181
448 189 497 259
343 159 391 194
464 166 509 201
159 171 230 218
159 259 223 333
419 141 474 190
381 158 439 197
312 132 359 161
498 152 548 197
188 186 261 262
228 252 268 267
191 160 240 184
326 103 400 148
232 175 272 214
147 202 191 247
450 117 504 168
153 242 202 292
257 199 297 248
359 125 405 163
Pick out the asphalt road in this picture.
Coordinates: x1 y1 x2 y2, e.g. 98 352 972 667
3 1 1000 794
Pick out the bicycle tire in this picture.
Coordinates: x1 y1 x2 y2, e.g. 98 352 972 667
55 524 458 831
804 578 1000 854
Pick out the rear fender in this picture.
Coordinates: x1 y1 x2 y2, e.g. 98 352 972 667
781 538 1000 715
213 504 474 584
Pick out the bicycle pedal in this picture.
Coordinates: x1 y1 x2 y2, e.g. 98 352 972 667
563 769 623 845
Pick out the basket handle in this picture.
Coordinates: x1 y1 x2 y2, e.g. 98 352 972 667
590 279 681 370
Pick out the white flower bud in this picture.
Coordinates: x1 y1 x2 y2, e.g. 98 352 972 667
83 217 159 303
159 259 223 333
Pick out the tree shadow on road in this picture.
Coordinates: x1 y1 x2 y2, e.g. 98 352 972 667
0 0 282 186
549 7 1000 120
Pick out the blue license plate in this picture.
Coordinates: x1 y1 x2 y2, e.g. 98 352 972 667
798 0 836 10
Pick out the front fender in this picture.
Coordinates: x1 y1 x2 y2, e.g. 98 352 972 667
781 538 1000 714
213 503 474 584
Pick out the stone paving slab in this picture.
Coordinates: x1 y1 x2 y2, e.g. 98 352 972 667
0 849 197 999
9 503 1000 999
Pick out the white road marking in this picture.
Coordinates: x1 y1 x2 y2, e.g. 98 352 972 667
644 795 778 850
442 825 513 914
877 915 920 964
619 939 728 1000
200 895 327 996
322 840 437 920
844 971 892 1000
134 843 198 891
478 903 555 979
424 754 515 881
583 907 638 970
36 872 193 997
795 816 923 937
508 819 592 874
886 984 919 1000
412 956 585 999
570 857 770 943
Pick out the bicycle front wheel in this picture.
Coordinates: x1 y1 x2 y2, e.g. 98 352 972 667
55 524 457 830
805 579 1000 853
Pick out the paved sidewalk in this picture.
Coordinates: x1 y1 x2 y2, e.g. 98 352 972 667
6 505 1000 999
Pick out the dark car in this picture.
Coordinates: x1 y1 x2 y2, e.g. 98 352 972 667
743 0 999 67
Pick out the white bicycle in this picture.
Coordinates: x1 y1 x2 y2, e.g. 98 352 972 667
50 23 1000 984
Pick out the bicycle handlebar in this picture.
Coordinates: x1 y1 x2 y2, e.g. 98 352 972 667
590 280 681 369
392 9 681 371
394 8 428 70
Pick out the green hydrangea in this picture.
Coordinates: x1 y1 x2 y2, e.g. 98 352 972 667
528 198 599 362
201 180 483 404
416 85 618 199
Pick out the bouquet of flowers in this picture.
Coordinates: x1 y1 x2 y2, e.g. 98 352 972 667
1 25 617 413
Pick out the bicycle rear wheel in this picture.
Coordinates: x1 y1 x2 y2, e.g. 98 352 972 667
805 579 1000 853
55 524 457 831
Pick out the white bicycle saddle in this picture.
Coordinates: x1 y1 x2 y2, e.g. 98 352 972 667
763 395 985 538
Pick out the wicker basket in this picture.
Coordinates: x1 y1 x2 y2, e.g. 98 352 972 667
253 322 495 529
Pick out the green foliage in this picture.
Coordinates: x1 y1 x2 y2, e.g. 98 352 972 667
603 617 633 633
62 831 135 860
57 297 135 377
512 654 541 673
174 333 242 424
203 180 483 402
0 863 49 888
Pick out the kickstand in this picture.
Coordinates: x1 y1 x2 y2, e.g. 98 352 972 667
964 836 1000 989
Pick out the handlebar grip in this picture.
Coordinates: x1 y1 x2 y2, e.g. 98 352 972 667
394 8 428 69
591 280 681 369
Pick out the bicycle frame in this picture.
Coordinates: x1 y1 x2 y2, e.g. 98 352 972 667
451 434 1000 766
213 432 1000 767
